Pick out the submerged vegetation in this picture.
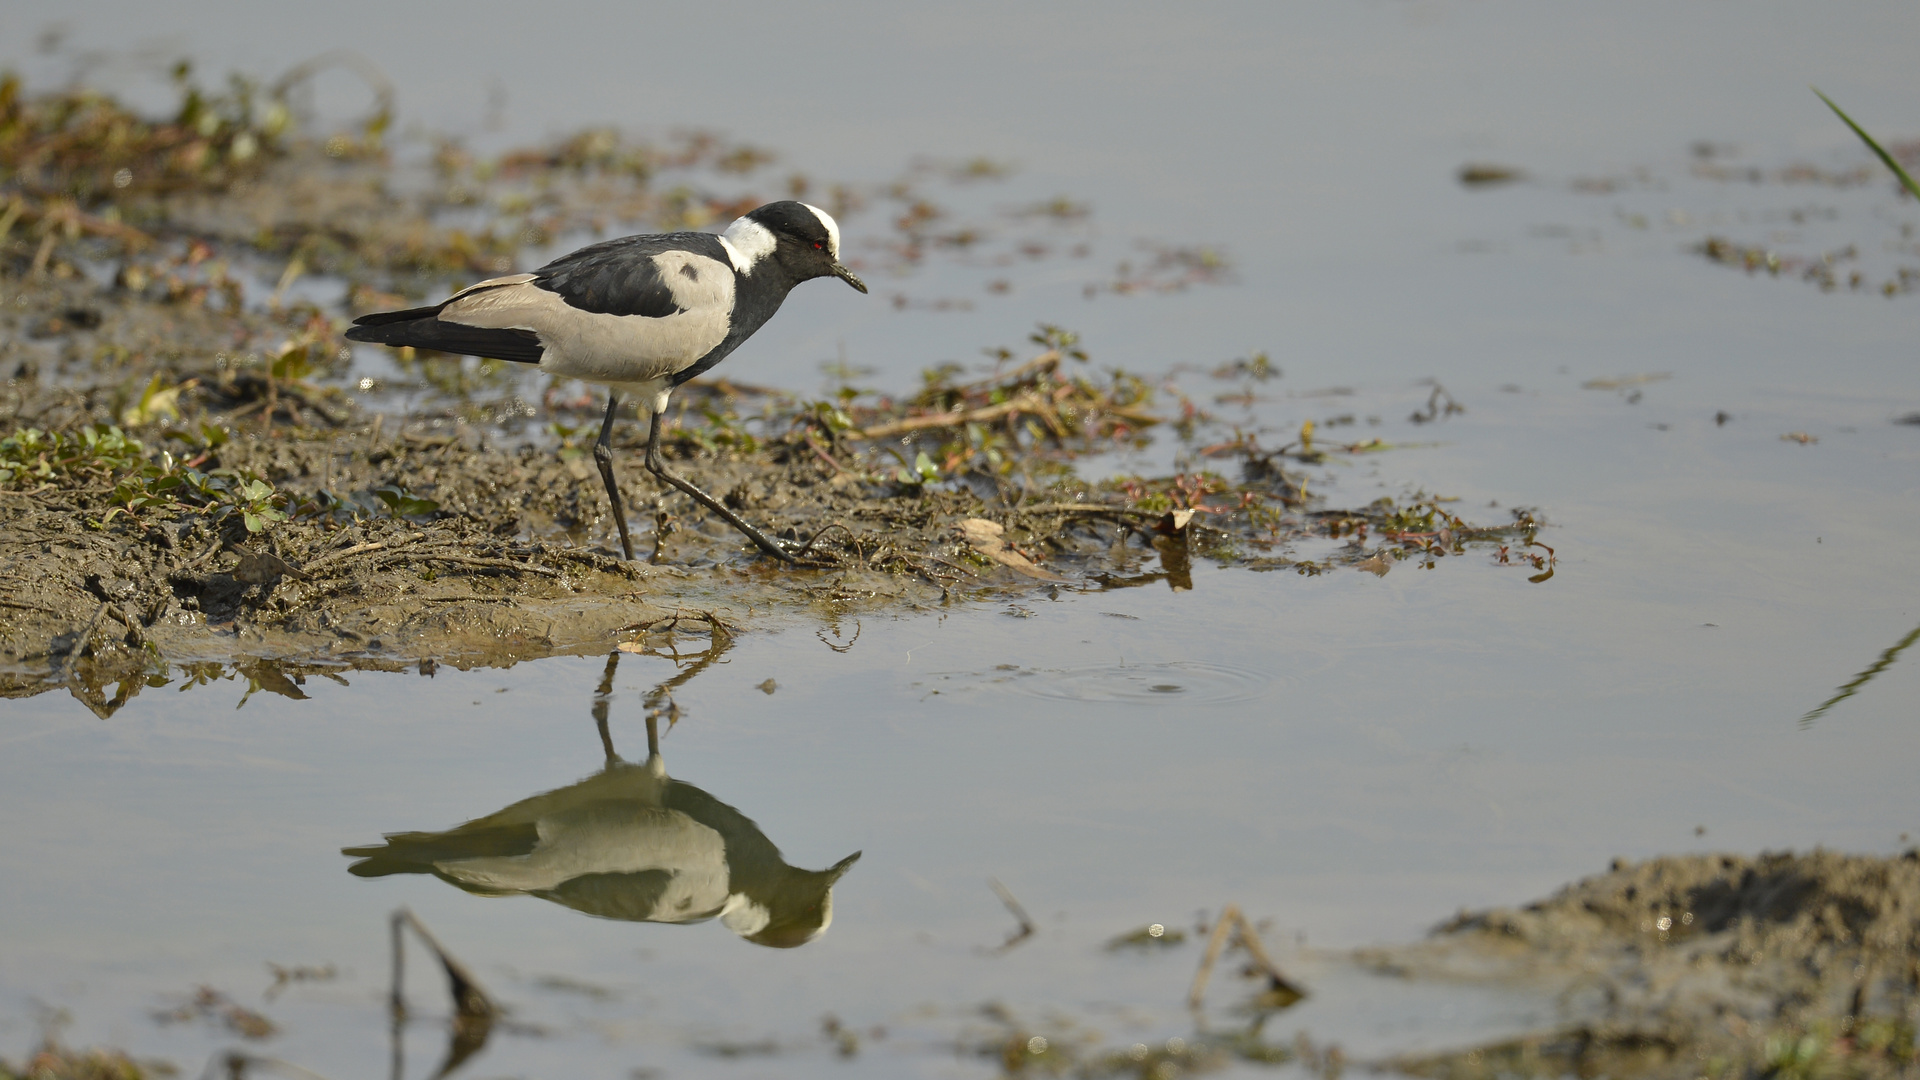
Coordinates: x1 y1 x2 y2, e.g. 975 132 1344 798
0 1040 161 1080
1464 91 1920 301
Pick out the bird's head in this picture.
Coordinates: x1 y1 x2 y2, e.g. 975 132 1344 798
726 201 867 293
732 849 863 949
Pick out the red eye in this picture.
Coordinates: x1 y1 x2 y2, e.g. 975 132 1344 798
812 241 825 250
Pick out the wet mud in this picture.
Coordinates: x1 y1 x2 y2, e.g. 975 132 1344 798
1369 850 1920 1080
955 851 1920 1080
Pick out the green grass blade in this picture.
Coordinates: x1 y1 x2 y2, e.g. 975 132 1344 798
1814 88 1920 202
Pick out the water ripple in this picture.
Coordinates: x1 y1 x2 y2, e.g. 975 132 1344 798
1007 660 1274 706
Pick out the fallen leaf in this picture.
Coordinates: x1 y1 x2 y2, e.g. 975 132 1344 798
959 518 1067 582
1355 553 1391 577
1152 509 1195 535
1780 431 1818 445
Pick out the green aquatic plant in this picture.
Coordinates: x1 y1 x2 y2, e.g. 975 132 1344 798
369 485 440 521
677 405 763 455
546 419 592 462
1815 89 1920 202
118 373 190 428
0 424 148 486
107 457 289 534
7 420 295 534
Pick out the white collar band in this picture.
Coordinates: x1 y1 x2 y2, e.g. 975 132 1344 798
721 216 777 273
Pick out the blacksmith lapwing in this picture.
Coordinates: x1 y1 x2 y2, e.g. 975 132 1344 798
345 201 867 562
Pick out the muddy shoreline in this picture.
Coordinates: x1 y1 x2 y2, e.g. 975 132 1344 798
1 78 1542 711
1376 850 1920 1080
0 303 1534 716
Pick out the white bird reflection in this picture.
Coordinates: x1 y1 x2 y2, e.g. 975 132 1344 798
343 648 859 948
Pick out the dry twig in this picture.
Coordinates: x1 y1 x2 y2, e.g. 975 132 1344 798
1188 904 1306 1011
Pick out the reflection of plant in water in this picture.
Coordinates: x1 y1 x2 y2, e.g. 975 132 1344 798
62 656 350 719
0 1028 160 1080
615 609 735 724
151 985 277 1040
1800 622 1920 727
972 1006 1301 1079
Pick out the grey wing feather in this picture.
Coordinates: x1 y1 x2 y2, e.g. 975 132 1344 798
534 232 733 319
341 823 541 877
536 870 679 921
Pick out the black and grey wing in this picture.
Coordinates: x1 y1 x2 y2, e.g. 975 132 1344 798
532 232 732 318
346 232 739 382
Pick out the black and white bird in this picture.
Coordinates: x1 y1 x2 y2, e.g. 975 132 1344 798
344 201 867 562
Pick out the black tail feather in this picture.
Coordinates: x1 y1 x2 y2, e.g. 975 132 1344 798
349 303 448 327
344 317 544 365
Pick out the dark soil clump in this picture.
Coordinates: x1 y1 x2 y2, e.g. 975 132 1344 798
1374 850 1920 1080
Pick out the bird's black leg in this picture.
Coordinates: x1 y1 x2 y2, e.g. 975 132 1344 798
593 391 636 560
644 411 797 562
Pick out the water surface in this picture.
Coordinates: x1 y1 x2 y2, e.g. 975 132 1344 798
3 3 1918 1076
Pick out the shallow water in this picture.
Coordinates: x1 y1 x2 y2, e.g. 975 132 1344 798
4 3 1920 1076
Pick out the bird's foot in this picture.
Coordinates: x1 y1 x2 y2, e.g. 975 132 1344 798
777 522 854 566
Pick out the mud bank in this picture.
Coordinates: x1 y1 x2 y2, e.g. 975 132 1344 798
1370 850 1920 1080
0 72 1544 705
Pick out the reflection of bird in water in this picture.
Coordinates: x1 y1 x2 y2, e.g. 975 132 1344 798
343 652 859 948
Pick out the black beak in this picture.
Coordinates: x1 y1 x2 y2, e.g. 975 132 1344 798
831 262 868 294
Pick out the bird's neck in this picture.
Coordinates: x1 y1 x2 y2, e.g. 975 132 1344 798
727 261 801 339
